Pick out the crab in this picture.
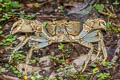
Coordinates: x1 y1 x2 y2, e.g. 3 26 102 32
10 18 107 72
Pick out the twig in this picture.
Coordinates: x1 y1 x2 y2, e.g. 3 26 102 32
98 10 117 18
112 23 120 27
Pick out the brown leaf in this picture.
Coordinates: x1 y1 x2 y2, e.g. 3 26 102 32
65 59 70 64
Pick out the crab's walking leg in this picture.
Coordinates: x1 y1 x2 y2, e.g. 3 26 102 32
24 37 50 74
13 37 30 53
84 31 101 61
12 36 49 53
79 31 103 72
78 40 94 72
93 41 101 61
82 31 106 62
25 37 50 63
98 31 107 61
92 31 107 61
9 37 30 62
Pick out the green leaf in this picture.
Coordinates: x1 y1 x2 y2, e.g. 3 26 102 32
5 64 9 68
34 3 40 8
42 22 47 27
96 73 110 80
0 31 3 34
0 8 2 12
0 42 4 45
58 6 64 10
4 0 10 2
117 28 120 32
0 18 6 22
19 10 25 15
0 0 3 2
113 0 119 6
17 73 23 77
56 68 63 72
10 66 17 71
93 67 99 74
106 21 111 29
95 4 104 12
80 75 85 80
0 66 2 74
5 3 11 11
58 43 64 50
26 14 36 19
91 63 97 67
3 13 10 19
11 1 21 8
106 0 109 3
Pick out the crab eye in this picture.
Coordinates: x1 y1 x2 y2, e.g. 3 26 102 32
100 20 106 26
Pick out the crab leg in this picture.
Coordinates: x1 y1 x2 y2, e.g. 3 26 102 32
79 31 102 72
24 37 49 74
9 37 31 62
93 41 101 61
98 31 107 61
82 30 107 62
89 31 107 61
12 37 30 53
78 40 94 72
12 36 49 53
91 31 107 61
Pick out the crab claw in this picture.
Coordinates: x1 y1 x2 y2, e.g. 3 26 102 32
84 18 106 31
96 18 106 30
93 19 106 30
11 19 42 34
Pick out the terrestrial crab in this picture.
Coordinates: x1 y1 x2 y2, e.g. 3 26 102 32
10 18 107 72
